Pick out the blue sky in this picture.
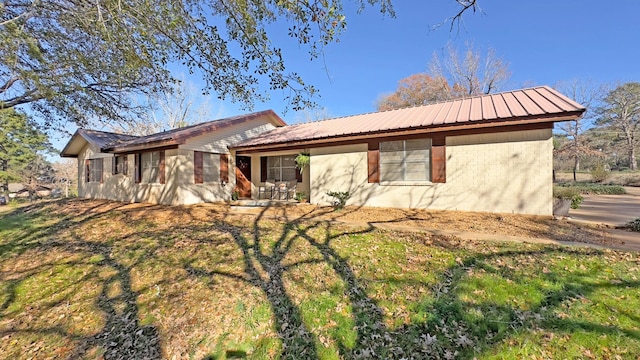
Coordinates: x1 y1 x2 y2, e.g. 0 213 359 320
209 0 640 122
50 0 640 153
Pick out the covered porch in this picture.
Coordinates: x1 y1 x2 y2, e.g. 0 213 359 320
234 151 310 202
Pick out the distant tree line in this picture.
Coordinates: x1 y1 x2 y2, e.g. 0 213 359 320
377 45 640 177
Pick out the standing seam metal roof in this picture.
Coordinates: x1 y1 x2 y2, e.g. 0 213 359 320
232 86 585 149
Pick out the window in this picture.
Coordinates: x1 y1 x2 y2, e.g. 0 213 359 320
203 153 219 182
142 151 161 183
380 139 431 182
113 155 128 175
267 155 297 181
194 151 220 183
86 158 103 183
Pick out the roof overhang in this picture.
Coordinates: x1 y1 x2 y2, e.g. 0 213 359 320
101 109 286 154
106 140 183 154
233 112 581 154
60 130 89 158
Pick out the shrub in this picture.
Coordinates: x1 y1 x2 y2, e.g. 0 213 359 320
629 218 640 232
555 183 626 195
590 164 610 183
326 191 350 209
553 186 583 209
294 191 307 202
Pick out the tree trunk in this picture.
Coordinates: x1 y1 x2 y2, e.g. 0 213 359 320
630 147 637 171
1 159 8 195
572 156 580 182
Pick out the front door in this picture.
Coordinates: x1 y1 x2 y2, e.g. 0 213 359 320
235 156 252 198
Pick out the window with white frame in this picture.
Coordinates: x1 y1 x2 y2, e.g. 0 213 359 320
267 155 297 181
379 139 431 182
142 151 160 183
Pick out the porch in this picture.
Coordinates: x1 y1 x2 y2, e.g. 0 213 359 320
235 152 310 202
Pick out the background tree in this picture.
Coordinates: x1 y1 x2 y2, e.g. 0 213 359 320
52 159 78 198
377 42 510 111
0 108 53 198
107 80 218 136
430 42 511 97
377 74 453 111
553 79 605 181
17 154 55 200
596 82 640 170
294 106 333 123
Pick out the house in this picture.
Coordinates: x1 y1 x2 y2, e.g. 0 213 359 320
61 110 286 205
62 86 585 215
8 183 55 198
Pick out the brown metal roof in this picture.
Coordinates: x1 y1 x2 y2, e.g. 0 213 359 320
97 110 285 153
62 110 286 157
232 86 585 151
103 110 285 153
60 129 139 157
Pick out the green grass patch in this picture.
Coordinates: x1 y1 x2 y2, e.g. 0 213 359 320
0 199 639 359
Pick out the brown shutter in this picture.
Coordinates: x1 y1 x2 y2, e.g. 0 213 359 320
194 151 203 184
85 159 90 183
367 149 380 183
112 156 116 175
431 137 446 183
134 154 141 184
220 154 229 183
260 156 267 182
98 158 104 183
159 151 165 184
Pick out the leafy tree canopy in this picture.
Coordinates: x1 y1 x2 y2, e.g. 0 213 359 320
1 0 407 129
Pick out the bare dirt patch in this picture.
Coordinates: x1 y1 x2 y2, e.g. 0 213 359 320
256 203 622 247
16 199 626 248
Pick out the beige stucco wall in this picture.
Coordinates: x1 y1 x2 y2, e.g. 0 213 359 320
79 147 232 205
76 118 278 205
309 129 554 215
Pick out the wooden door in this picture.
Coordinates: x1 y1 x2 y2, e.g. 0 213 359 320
235 156 252 198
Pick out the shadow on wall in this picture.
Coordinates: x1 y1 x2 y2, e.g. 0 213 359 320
310 132 553 215
82 153 232 206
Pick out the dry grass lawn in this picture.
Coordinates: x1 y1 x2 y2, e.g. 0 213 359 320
0 199 638 359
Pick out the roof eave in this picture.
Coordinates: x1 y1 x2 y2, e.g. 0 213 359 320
103 139 183 154
232 111 584 152
60 130 90 157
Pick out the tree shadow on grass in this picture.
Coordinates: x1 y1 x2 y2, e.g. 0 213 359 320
186 209 319 359
0 200 162 359
2 199 639 359
270 207 640 358
178 202 640 359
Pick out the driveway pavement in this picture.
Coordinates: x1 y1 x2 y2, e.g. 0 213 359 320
568 187 640 251
569 187 640 227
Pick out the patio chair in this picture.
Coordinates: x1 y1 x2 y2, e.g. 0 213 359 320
258 179 275 199
275 181 289 200
287 180 297 200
